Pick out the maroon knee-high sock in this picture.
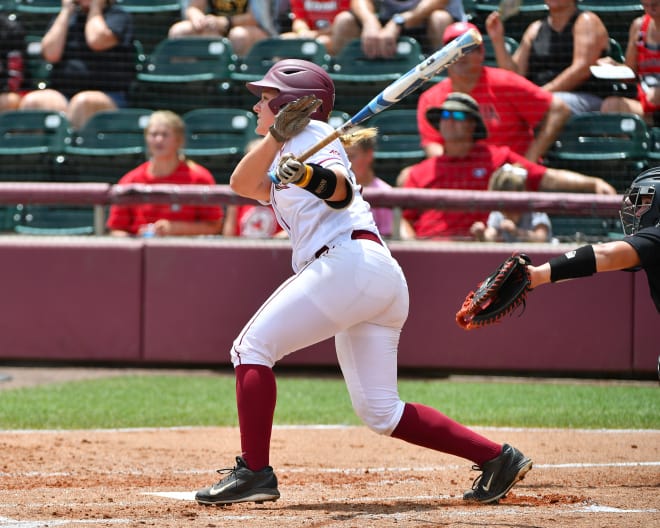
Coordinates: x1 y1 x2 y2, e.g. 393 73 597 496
235 364 276 471
391 402 501 465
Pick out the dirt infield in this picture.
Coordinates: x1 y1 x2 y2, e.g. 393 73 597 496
0 367 658 527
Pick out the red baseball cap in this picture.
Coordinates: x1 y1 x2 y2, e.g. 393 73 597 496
442 22 481 45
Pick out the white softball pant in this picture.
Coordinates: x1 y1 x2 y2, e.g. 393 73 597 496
231 236 410 436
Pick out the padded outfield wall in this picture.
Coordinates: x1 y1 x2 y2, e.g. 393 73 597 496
0 236 655 377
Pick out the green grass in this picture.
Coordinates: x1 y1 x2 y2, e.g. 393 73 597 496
0 374 657 430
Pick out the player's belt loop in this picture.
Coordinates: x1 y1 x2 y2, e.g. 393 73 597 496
314 230 382 259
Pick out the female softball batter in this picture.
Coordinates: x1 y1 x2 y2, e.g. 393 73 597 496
195 59 532 506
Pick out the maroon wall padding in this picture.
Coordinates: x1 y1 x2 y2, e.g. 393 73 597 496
0 239 655 375
393 245 634 374
142 240 302 364
0 238 142 361
140 241 655 375
632 272 658 373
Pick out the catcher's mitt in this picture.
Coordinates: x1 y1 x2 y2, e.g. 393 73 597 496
456 253 532 330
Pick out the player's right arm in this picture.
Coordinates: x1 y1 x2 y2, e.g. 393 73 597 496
229 136 279 202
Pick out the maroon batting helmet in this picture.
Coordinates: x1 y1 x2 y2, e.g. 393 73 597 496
246 59 335 122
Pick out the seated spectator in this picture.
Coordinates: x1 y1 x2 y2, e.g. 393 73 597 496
168 0 273 57
18 0 135 130
417 22 571 164
344 127 415 239
599 2 660 125
485 0 610 115
279 0 350 55
329 0 466 58
470 163 553 243
0 13 28 111
403 92 616 240
222 203 284 237
107 110 223 237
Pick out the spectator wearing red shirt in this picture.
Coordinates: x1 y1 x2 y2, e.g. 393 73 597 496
107 110 223 237
281 0 350 55
416 22 570 164
403 92 616 240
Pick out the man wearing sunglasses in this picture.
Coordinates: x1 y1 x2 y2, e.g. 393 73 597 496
416 21 571 164
402 92 616 239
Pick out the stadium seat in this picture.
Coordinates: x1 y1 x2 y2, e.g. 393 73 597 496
182 108 258 184
647 127 660 166
368 109 425 186
472 0 548 42
328 110 351 129
14 0 59 36
549 215 624 244
544 112 650 192
230 37 331 108
128 37 237 113
13 205 96 235
114 0 183 55
329 37 426 115
482 35 519 67
64 108 153 184
0 110 72 182
0 0 16 13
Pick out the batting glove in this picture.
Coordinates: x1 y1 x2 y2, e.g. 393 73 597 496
276 153 310 185
269 95 322 143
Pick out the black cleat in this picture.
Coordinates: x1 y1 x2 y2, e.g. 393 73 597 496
195 456 280 506
463 444 532 504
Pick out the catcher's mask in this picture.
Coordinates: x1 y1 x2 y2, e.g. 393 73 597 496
620 167 660 235
246 59 334 122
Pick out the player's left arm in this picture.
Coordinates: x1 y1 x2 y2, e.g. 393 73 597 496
527 241 641 289
230 136 279 202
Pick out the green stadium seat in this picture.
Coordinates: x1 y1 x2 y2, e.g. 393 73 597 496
544 112 650 192
182 108 258 184
128 37 237 113
549 215 624 244
482 35 519 67
368 109 425 186
329 37 425 115
472 0 548 42
328 110 351 129
114 0 183 55
230 37 331 108
14 0 59 36
64 108 153 184
14 205 96 235
0 110 72 182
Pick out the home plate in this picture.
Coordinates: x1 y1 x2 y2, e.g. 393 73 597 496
146 491 196 500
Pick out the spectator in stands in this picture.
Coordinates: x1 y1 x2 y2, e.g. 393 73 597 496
168 0 274 57
598 1 660 125
279 0 350 55
485 0 610 115
107 110 223 237
470 163 553 243
416 22 571 165
329 0 466 57
403 92 616 240
18 0 134 130
344 127 416 239
0 13 28 111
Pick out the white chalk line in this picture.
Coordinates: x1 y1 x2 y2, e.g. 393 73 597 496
0 425 658 434
1 460 658 479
